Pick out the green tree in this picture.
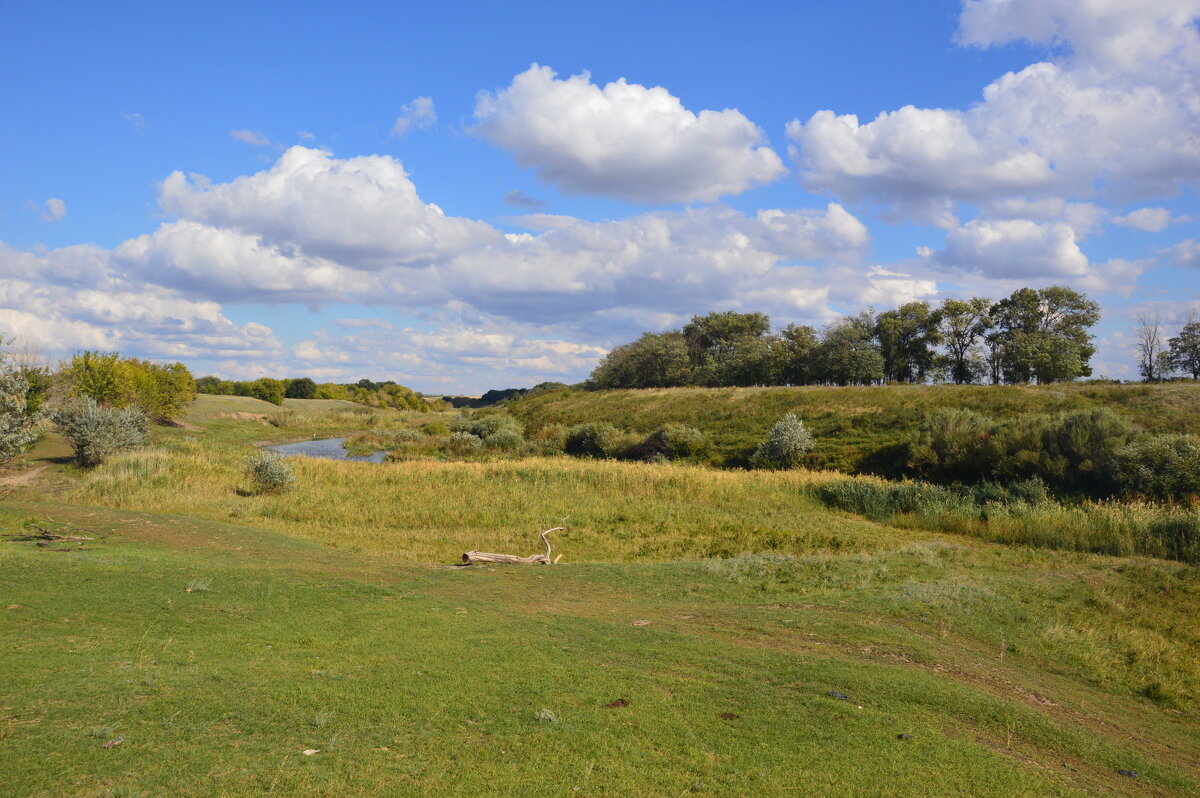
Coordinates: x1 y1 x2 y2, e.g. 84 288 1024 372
811 313 884 386
938 297 993 384
875 301 942 383
682 311 771 385
1168 318 1200 379
988 286 1100 384
66 351 126 406
285 377 318 399
776 324 819 385
236 378 286 405
195 376 222 394
590 331 692 389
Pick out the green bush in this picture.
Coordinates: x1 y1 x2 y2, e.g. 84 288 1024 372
996 408 1132 495
906 408 1000 483
447 431 484 454
451 412 523 439
484 428 525 451
390 428 426 443
420 421 451 436
243 452 296 494
53 397 149 467
639 423 707 460
750 414 815 470
1115 434 1200 501
564 422 627 458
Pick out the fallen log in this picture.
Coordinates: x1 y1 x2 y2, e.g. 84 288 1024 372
462 525 565 566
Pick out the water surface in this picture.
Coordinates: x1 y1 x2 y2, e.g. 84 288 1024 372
266 437 387 463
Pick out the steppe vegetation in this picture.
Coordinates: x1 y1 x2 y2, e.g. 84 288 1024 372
2 343 1199 796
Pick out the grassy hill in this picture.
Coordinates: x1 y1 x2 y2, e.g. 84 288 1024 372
504 382 1200 471
1 394 1197 795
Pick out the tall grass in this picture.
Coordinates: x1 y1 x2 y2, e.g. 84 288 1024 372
811 477 1200 563
69 445 905 562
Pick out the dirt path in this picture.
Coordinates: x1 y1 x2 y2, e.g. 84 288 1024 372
0 465 50 490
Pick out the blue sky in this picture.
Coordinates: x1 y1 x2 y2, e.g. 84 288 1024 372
2 0 1198 392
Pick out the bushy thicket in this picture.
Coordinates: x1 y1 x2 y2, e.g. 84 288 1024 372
1115 434 1200 501
243 452 296 494
67 351 196 420
906 407 1139 497
750 414 815 470
564 422 631 459
637 423 707 460
53 397 149 467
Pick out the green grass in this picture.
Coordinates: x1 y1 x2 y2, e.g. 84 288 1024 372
2 502 1198 796
2 394 1198 795
504 383 1200 471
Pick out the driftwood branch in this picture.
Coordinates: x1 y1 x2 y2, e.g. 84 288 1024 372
462 519 568 566
3 521 97 543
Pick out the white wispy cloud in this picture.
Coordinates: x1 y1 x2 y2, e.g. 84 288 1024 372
230 129 271 147
391 96 436 136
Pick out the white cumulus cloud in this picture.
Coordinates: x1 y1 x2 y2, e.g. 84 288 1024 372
1111 207 1173 232
787 1 1200 223
474 64 786 203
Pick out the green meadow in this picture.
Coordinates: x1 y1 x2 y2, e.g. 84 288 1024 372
2 390 1199 796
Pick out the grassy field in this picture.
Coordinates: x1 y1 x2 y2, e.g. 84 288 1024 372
504 382 1200 470
2 394 1199 795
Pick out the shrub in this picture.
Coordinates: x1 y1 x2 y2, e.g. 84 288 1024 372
451 412 523 439
906 408 1000 483
446 431 484 454
53 397 149 467
390 428 426 443
564 422 626 458
639 423 707 460
750 414 815 470
420 421 450 436
1115 434 1200 501
484 428 525 451
267 410 297 428
243 451 296 494
0 345 40 465
996 408 1132 495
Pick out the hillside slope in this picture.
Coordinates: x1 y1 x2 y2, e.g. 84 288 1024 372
504 383 1200 471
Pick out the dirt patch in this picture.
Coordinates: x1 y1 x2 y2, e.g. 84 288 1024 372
0 465 50 491
160 418 202 431
216 412 271 424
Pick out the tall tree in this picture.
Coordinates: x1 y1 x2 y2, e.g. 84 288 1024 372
1133 312 1166 382
1168 315 1200 379
988 286 1100 384
875 301 942 383
589 331 692 389
938 297 992 384
811 313 884 386
776 324 819 385
683 311 769 362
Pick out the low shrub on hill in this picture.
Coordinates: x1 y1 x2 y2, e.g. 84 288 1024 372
244 452 295 494
750 414 815 470
54 397 149 467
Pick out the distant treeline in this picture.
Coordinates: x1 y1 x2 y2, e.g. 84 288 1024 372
589 286 1108 389
442 383 571 408
196 376 437 410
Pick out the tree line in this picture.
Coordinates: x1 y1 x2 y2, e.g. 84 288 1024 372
196 375 436 411
589 286 1110 389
